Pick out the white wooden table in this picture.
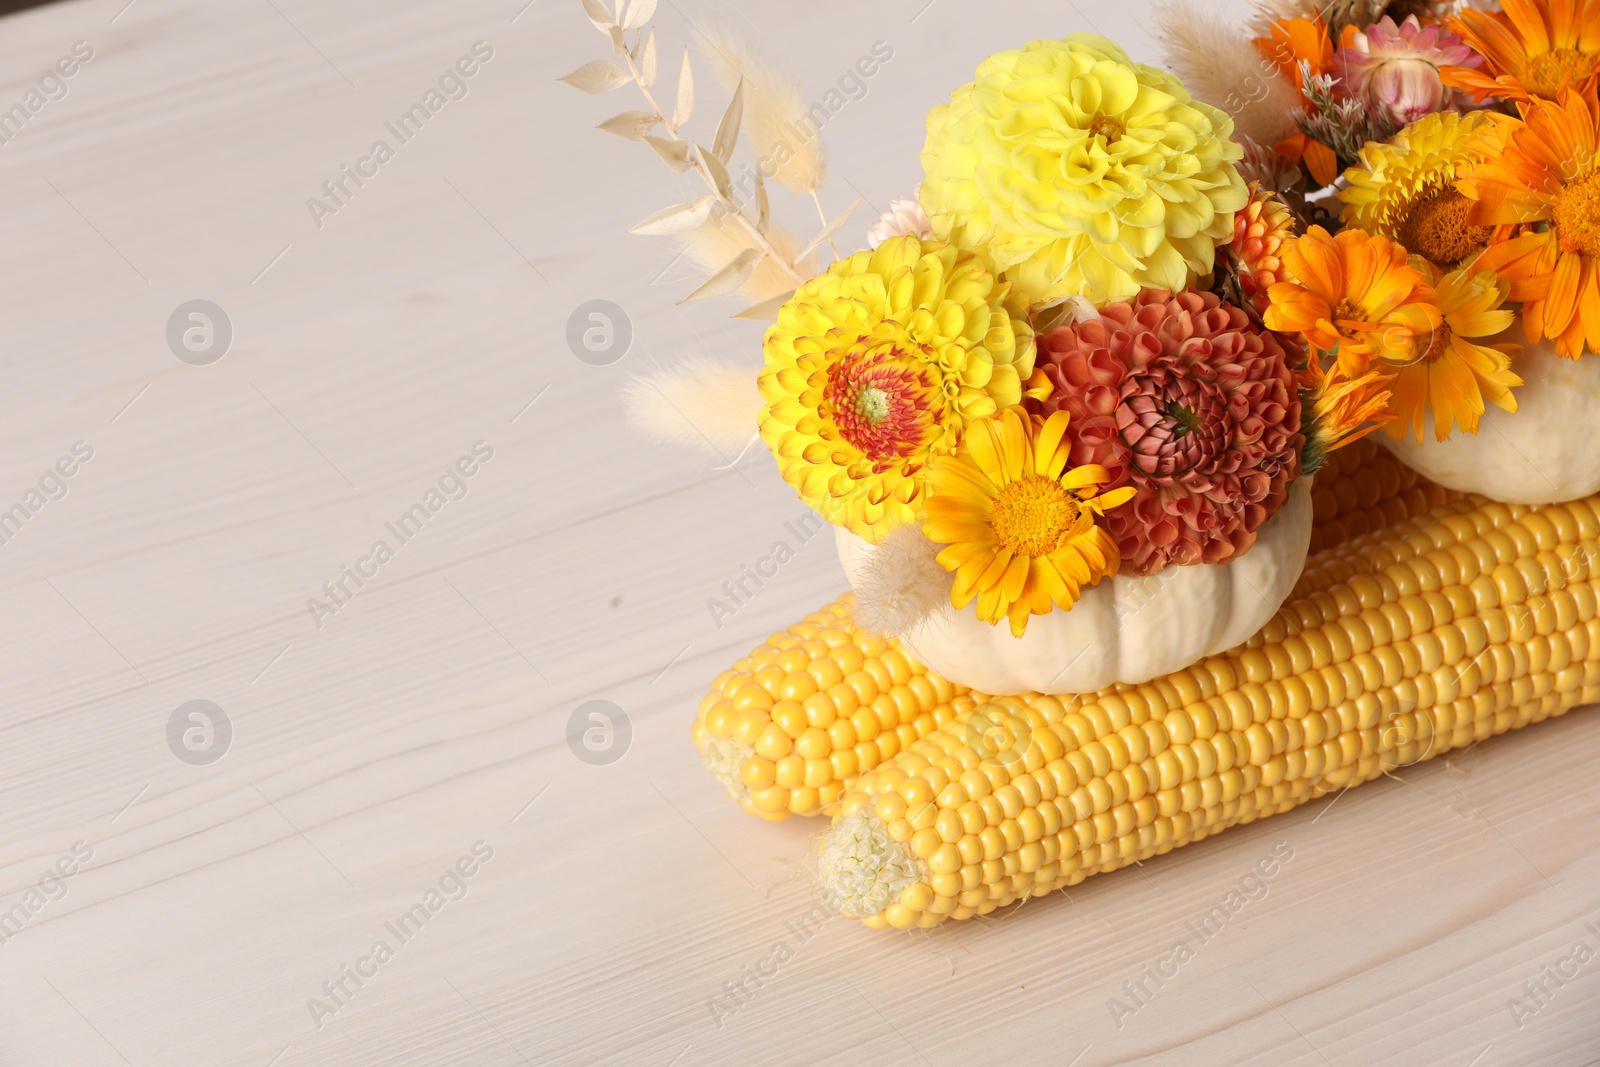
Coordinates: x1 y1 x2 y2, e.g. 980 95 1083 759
1 0 1596 1063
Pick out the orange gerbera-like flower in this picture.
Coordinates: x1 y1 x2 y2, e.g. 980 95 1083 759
1443 0 1600 103
1263 226 1442 372
1387 265 1523 442
920 408 1134 636
1459 90 1600 358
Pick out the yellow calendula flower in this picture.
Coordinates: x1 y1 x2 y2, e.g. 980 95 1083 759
1339 110 1495 269
919 34 1247 307
1388 264 1522 443
757 235 1035 542
921 408 1134 637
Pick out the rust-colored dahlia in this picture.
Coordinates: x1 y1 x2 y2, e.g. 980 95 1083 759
1034 290 1303 575
1221 183 1295 319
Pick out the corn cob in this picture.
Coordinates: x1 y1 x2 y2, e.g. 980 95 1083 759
1307 438 1459 555
817 493 1600 928
693 451 1447 819
691 601 982 820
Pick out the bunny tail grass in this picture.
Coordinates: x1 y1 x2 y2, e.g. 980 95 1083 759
622 358 764 458
1155 0 1305 148
849 524 952 637
698 27 827 195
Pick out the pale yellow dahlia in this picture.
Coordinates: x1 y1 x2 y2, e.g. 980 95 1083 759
757 235 1036 542
919 34 1248 307
1338 110 1494 269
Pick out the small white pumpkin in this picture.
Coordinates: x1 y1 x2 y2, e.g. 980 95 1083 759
836 478 1314 694
1382 325 1600 504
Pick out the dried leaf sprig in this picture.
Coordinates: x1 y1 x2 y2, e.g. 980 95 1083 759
1295 66 1398 175
561 0 861 318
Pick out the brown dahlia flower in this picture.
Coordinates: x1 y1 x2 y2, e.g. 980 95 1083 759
1034 289 1303 576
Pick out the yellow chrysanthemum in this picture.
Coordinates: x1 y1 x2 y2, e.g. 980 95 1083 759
757 235 1036 542
921 408 1134 637
1388 264 1523 443
919 34 1247 308
1339 110 1495 269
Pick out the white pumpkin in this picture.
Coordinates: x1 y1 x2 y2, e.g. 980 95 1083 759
1382 325 1600 504
836 478 1314 694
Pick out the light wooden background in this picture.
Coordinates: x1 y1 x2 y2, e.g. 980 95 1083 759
0 0 1596 1064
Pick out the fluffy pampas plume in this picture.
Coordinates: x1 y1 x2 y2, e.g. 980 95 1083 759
622 358 763 460
697 28 827 195
683 209 813 305
849 525 952 638
1154 0 1304 149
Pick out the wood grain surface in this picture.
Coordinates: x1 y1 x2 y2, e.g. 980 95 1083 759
0 0 1595 1064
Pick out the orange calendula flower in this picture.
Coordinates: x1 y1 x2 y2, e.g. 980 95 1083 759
1301 358 1398 466
1256 17 1340 185
920 408 1134 637
1263 226 1442 372
1255 16 1335 87
1387 265 1523 442
1443 0 1600 103
1459 90 1600 359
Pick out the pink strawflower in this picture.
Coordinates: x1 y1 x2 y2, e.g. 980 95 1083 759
1336 16 1482 125
865 187 932 248
1033 290 1303 576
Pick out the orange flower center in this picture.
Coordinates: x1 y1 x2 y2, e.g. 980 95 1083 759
1521 48 1595 100
1396 187 1491 266
1421 324 1453 364
823 347 933 465
1551 171 1600 258
1087 115 1125 143
1331 299 1372 340
990 475 1081 558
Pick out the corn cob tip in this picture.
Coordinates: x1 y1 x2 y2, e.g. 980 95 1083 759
699 736 753 802
817 811 926 922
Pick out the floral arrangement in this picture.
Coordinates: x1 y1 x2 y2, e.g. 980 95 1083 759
565 0 1594 650
1160 0 1600 441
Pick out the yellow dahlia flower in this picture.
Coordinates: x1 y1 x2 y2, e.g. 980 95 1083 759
921 408 1133 637
919 34 1248 307
1338 110 1494 269
757 235 1035 542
